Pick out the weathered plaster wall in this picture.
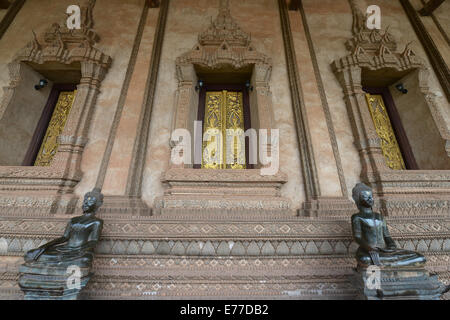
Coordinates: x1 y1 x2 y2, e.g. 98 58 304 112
411 0 450 67
142 0 305 210
289 9 343 198
433 0 450 43
389 70 450 170
0 64 52 165
100 5 160 196
301 0 360 199
75 0 150 199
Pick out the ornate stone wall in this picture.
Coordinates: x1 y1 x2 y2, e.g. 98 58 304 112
0 0 449 299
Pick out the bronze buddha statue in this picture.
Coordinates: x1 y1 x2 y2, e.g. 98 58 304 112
24 188 104 269
351 183 425 268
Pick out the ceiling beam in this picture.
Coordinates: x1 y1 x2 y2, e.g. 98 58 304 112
419 0 445 16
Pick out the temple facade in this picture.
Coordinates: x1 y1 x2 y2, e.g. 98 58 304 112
0 0 449 299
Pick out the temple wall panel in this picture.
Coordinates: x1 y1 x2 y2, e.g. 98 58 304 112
377 0 450 161
303 0 450 198
0 0 146 202
360 0 449 128
289 9 342 198
100 5 160 196
74 0 147 198
301 0 361 199
142 0 306 210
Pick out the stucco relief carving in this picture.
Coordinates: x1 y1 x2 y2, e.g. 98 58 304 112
332 0 450 215
0 0 111 214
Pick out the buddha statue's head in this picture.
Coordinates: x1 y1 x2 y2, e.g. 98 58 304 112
82 188 104 214
352 183 374 210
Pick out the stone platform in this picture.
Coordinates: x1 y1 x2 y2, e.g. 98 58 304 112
353 266 449 300
18 264 92 300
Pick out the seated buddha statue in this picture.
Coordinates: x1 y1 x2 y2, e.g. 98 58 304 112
351 183 426 268
24 188 104 269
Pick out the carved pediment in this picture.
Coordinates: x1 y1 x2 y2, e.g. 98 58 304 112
333 0 424 73
14 0 111 67
346 0 397 55
43 0 99 49
176 0 270 71
198 0 250 47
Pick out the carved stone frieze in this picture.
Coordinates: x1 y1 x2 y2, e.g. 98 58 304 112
1 253 448 299
1 215 450 241
2 235 450 257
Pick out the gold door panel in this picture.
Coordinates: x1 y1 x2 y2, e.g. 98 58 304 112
365 93 406 170
34 90 77 166
202 90 246 169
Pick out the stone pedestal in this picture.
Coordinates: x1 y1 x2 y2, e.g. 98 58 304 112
353 266 448 300
18 264 92 300
155 169 293 216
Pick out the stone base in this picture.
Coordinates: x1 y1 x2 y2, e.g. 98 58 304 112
352 266 449 300
18 264 92 300
155 168 293 216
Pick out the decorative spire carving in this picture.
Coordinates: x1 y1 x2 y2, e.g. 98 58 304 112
15 0 110 67
198 0 251 47
332 0 424 79
346 0 397 55
176 0 270 71
42 0 99 49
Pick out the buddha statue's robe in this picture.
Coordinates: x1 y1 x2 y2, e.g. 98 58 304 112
351 212 426 268
24 216 102 269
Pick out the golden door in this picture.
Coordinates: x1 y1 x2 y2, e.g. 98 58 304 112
34 90 77 166
202 90 246 169
365 93 406 170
